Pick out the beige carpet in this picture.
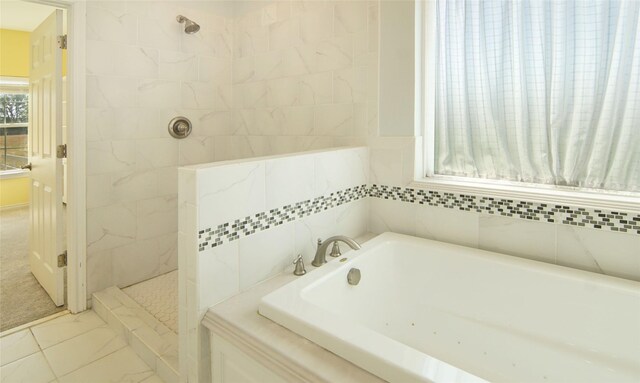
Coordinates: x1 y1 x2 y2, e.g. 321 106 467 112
0 206 65 332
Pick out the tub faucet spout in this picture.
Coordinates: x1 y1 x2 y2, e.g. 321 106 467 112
312 236 361 267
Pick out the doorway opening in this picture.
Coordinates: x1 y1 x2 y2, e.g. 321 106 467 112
0 1 70 333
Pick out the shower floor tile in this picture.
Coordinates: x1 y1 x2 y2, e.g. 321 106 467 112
123 271 178 334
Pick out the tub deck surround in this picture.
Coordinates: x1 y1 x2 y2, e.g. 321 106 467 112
259 232 640 383
202 244 384 383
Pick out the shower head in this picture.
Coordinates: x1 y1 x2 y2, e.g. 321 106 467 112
176 15 200 34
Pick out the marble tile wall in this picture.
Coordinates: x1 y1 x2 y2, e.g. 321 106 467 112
178 146 369 383
85 1 234 295
226 0 380 159
85 0 381 297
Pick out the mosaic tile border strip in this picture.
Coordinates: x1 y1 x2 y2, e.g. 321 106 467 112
198 184 639 251
369 185 640 235
198 185 369 251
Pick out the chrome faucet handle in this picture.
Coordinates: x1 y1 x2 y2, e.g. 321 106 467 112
293 254 306 276
329 241 341 257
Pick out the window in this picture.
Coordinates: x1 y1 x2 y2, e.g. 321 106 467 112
0 83 29 172
427 1 639 193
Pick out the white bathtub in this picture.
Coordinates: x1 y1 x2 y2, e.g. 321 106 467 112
258 232 640 383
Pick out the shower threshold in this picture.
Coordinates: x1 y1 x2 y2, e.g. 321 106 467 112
93 271 179 383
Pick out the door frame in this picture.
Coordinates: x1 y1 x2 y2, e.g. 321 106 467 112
26 0 86 313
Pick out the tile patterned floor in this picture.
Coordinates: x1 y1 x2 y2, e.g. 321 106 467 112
0 311 164 383
123 271 178 334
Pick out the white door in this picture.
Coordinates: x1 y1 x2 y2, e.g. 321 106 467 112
28 10 65 306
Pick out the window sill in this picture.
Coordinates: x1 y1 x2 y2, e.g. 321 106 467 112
0 169 29 180
409 176 640 214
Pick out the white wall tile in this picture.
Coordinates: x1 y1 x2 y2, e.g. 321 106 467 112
269 18 301 51
200 56 232 84
238 222 295 291
334 1 368 36
87 202 137 254
234 24 269 58
282 46 317 76
86 141 136 175
87 76 138 108
198 242 240 310
266 77 300 107
87 5 137 44
86 108 140 142
178 136 216 166
114 46 159 78
136 195 178 240
314 103 354 136
335 198 369 240
556 226 640 281
264 154 315 210
479 216 557 265
299 72 333 105
138 80 181 108
254 50 285 80
198 162 266 229
155 167 179 197
138 16 181 51
86 41 116 75
333 68 367 103
416 205 480 248
213 136 256 161
109 170 163 203
112 233 178 288
298 5 333 44
87 174 116 209
87 250 114 295
369 198 416 236
135 138 178 171
158 51 198 81
197 110 235 137
316 36 353 72
314 147 369 195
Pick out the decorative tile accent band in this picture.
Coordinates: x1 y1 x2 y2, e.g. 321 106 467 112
198 184 639 251
198 185 369 251
369 184 640 235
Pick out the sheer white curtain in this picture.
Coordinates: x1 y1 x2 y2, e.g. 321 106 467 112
434 0 640 192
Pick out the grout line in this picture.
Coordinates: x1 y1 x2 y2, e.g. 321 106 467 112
40 349 60 379
34 313 111 351
50 343 129 380
0 310 70 339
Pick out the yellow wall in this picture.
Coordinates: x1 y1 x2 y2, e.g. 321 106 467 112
0 177 30 207
0 28 66 78
0 29 30 77
0 29 31 207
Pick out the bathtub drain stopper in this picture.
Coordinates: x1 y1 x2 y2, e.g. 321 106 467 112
347 268 361 285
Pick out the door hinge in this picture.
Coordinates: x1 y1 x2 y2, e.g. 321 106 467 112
57 251 67 267
57 35 67 49
56 144 67 159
